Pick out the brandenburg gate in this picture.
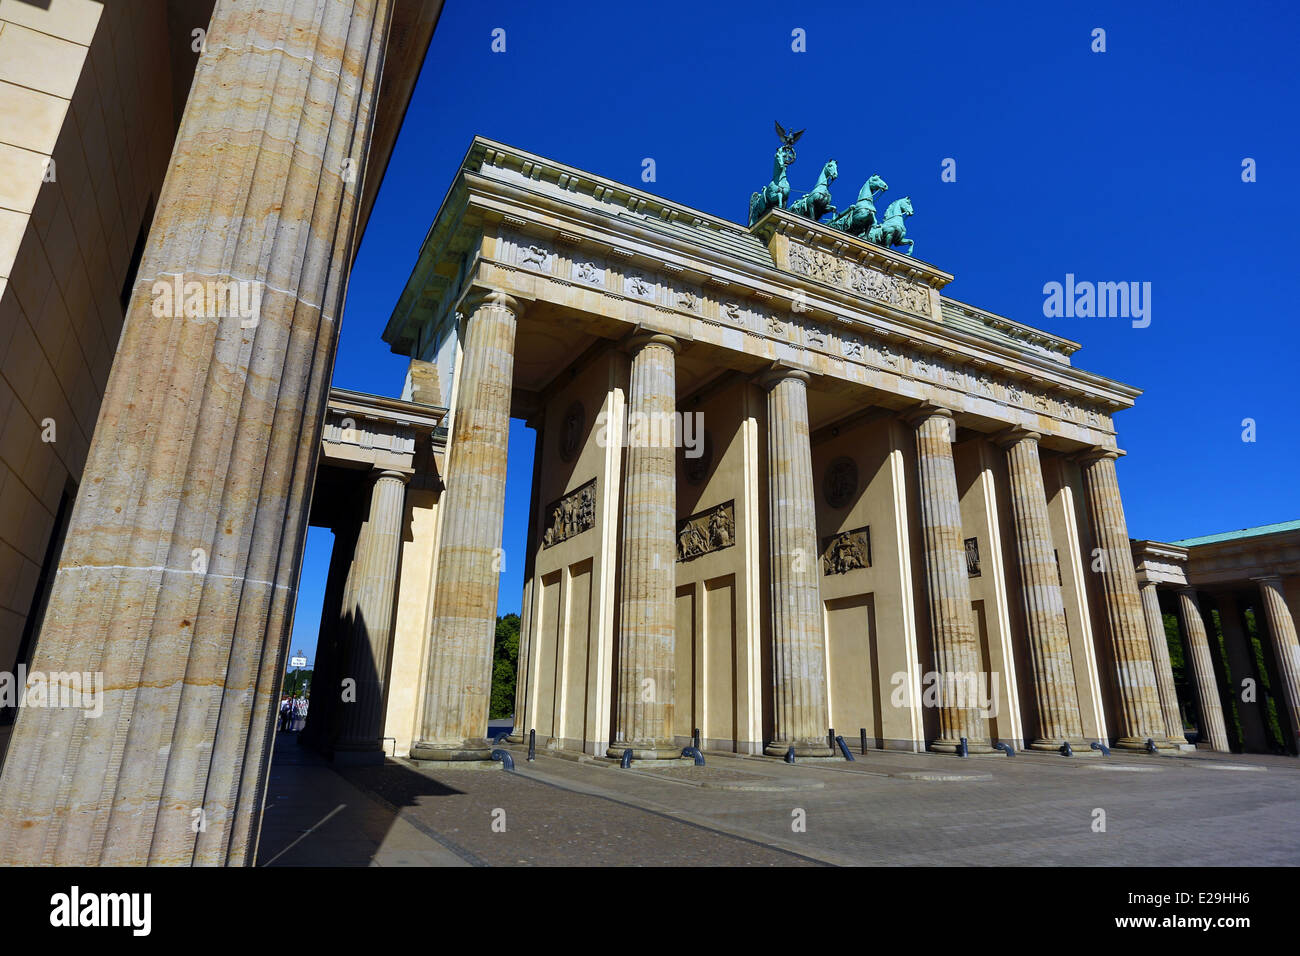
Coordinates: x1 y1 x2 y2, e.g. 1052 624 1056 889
361 134 1196 764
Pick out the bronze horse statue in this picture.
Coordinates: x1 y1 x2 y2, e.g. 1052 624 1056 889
867 196 915 256
789 159 838 222
829 173 888 237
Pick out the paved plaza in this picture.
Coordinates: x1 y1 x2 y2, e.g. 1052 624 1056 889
256 735 1300 867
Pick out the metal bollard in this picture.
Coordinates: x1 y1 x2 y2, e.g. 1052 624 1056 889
528 729 536 762
1090 741 1110 757
1145 737 1157 754
835 736 855 761
828 727 836 751
490 749 514 770
493 731 510 745
785 745 796 765
693 727 701 751
958 737 969 757
620 748 633 768
993 741 1015 757
681 746 705 766
860 728 868 756
1060 740 1073 757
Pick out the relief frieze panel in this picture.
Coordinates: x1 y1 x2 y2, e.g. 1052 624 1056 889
789 242 932 318
542 479 596 549
821 526 871 575
676 500 735 562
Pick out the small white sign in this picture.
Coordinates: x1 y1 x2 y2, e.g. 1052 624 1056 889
290 656 307 668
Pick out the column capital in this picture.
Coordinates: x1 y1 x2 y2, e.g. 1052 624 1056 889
624 331 680 355
1075 445 1125 466
755 364 811 391
900 401 953 428
461 289 526 317
372 468 412 485
990 425 1041 449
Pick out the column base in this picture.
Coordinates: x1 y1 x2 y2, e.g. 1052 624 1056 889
605 741 682 760
1027 737 1100 756
410 739 493 762
1112 736 1179 752
764 739 836 758
928 737 997 755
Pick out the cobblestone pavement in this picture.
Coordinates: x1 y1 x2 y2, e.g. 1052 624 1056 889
264 735 1300 866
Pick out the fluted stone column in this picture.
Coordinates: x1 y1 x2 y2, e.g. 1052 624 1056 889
907 405 992 753
411 292 521 762
996 429 1088 751
0 0 395 866
333 470 408 760
1174 588 1230 752
1139 583 1189 745
1254 575 1300 747
762 368 832 756
608 335 680 759
1078 450 1173 750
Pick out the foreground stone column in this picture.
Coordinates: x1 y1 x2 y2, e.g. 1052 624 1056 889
0 0 394 866
1174 588 1230 752
1254 575 1300 747
608 335 680 759
411 292 520 761
996 429 1088 752
762 368 832 756
333 470 408 760
907 405 992 753
1139 583 1189 745
1077 450 1173 750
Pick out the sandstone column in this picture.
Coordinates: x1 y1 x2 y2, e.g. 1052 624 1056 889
995 429 1088 751
411 292 521 761
1174 588 1230 752
1077 449 1173 750
608 335 680 759
1139 583 1189 745
0 0 395 865
905 405 992 753
333 470 408 760
1253 575 1300 747
762 368 832 757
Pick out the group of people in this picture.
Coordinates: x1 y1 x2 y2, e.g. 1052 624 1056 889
279 696 308 733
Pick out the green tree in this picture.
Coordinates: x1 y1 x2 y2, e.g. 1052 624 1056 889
490 613 520 720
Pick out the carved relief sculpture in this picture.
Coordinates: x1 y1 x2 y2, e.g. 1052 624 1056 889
542 479 596 548
676 500 735 562
821 526 871 575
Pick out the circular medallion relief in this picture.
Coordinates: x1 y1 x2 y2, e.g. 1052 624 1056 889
559 401 584 463
823 456 858 509
684 430 713 485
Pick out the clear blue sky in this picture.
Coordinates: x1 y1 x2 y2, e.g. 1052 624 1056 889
291 0 1300 662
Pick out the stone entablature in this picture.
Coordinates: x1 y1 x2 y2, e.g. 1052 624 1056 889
1131 540 1191 587
322 387 446 479
385 139 1138 452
